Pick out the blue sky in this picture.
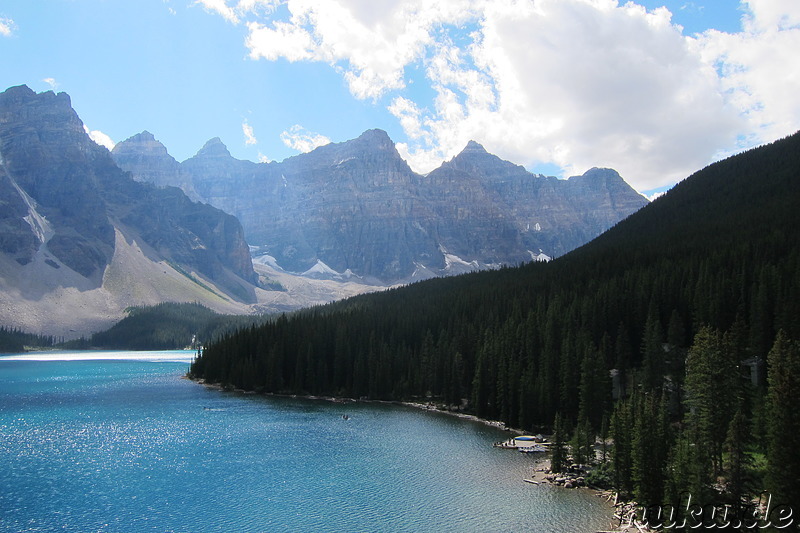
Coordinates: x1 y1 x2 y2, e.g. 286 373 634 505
2 1 799 196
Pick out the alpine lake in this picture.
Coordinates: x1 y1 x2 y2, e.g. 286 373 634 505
0 351 610 532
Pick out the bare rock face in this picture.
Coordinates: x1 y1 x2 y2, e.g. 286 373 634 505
111 131 202 202
0 85 257 299
426 142 648 260
116 126 649 285
0 166 40 265
0 85 115 279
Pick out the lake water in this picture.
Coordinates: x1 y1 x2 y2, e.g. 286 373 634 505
0 351 610 532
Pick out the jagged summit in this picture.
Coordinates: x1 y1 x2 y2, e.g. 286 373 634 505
356 128 393 145
131 130 157 142
195 137 232 159
117 124 646 282
113 131 170 157
582 167 623 179
569 167 630 191
440 138 520 177
0 85 260 336
1 84 69 106
463 140 488 153
1 84 35 99
106 111 647 284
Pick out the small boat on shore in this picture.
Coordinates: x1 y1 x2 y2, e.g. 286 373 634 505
518 445 546 453
494 435 547 450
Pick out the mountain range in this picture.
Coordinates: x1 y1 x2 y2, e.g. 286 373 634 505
113 128 647 283
0 85 262 337
0 85 646 337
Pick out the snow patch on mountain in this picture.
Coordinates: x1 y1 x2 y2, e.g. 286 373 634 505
11 178 52 245
528 250 552 262
410 262 438 280
252 253 285 271
300 259 362 281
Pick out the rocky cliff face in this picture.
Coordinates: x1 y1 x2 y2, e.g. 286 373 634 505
110 131 202 202
116 125 648 284
426 142 648 260
0 85 258 317
0 86 117 279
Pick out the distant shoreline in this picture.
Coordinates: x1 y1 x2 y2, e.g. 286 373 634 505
190 377 523 433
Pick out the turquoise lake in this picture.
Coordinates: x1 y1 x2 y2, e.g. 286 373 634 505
0 351 610 532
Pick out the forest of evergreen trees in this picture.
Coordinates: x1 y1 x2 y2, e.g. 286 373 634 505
0 326 60 353
2 303 269 353
190 132 800 520
89 302 269 350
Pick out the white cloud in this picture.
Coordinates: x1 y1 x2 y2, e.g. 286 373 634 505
83 125 116 151
280 125 330 153
200 0 800 191
0 16 16 37
387 96 427 142
243 0 478 99
246 20 316 62
162 0 177 16
389 0 742 189
242 119 258 145
695 0 800 151
42 78 59 91
195 0 239 23
195 0 279 24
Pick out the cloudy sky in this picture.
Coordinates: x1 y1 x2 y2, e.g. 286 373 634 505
1 0 799 195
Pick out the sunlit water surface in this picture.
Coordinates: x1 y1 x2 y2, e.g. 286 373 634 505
0 351 610 532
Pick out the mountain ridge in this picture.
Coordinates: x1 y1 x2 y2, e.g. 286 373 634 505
115 127 648 283
0 85 262 337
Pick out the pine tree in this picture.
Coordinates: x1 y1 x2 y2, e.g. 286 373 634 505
684 326 738 477
610 399 633 496
570 416 594 466
724 398 751 503
765 331 800 507
631 390 669 505
640 307 665 392
551 413 568 474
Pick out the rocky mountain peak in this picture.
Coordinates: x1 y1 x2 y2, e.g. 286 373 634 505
355 128 393 148
463 140 488 153
569 167 640 196
441 139 521 177
0 84 71 109
339 129 403 162
195 137 232 159
111 130 199 197
113 131 170 158
0 84 36 103
294 128 412 177
582 167 623 181
0 85 257 299
104 120 649 284
134 130 156 141
0 85 90 155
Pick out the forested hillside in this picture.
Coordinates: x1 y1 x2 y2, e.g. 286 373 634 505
0 327 60 353
190 132 800 514
88 303 269 351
